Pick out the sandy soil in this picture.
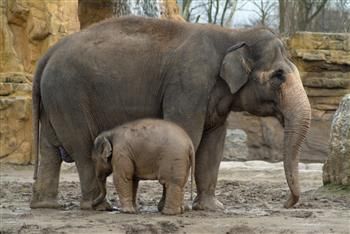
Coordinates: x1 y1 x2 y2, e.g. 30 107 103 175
1 161 349 234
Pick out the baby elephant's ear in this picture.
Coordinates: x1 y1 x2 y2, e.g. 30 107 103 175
101 137 112 163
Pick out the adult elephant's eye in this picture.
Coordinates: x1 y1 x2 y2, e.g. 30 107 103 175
272 69 285 81
270 69 286 89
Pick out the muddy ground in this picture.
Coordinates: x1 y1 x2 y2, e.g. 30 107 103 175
1 161 349 234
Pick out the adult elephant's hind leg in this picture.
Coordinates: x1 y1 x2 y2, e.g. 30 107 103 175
193 123 227 211
31 127 62 209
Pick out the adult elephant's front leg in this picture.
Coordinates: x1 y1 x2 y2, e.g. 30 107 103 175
162 74 214 209
193 123 227 210
76 157 113 211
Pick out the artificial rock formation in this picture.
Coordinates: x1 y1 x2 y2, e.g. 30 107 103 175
159 0 185 21
224 32 350 162
289 32 350 162
0 73 32 164
323 94 350 186
0 0 79 164
223 129 249 161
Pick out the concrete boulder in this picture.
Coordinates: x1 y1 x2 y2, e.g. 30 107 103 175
323 94 350 186
223 129 249 161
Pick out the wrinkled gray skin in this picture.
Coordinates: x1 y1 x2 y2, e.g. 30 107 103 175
31 16 311 211
91 119 195 215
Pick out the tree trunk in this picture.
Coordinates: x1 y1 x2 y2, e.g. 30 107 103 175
279 0 286 33
296 0 328 31
78 0 184 29
78 0 114 29
182 0 192 21
114 0 131 17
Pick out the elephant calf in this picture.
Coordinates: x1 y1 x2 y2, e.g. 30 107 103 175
91 119 195 215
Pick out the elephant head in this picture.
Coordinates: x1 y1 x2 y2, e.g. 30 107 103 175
91 136 113 207
220 29 311 208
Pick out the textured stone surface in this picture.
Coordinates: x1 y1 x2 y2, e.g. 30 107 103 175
0 73 32 164
1 0 79 74
0 0 79 164
288 32 350 114
223 129 248 161
323 95 350 186
290 32 350 162
159 0 185 21
226 113 284 162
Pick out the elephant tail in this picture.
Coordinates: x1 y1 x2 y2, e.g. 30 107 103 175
32 37 71 180
32 53 51 180
189 143 195 201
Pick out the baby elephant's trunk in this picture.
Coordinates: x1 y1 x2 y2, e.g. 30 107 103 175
92 176 107 207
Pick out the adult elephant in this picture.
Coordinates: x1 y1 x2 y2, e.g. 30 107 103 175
31 16 311 211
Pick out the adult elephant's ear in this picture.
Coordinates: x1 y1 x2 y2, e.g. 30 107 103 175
220 42 251 94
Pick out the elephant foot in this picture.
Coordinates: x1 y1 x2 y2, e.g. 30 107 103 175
192 194 224 211
121 206 137 214
30 199 61 209
162 206 182 215
80 199 114 211
283 194 299 208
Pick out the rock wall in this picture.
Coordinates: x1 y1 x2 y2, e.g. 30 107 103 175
290 32 350 162
159 0 185 21
0 0 79 164
224 32 350 163
323 94 350 186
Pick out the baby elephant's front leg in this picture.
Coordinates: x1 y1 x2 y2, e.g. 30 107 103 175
114 156 137 213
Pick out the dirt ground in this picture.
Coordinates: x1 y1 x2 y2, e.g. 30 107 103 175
1 161 349 234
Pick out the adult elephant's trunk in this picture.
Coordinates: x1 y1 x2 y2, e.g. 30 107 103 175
92 175 107 207
279 70 311 208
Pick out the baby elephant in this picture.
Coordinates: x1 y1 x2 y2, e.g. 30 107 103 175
91 119 195 215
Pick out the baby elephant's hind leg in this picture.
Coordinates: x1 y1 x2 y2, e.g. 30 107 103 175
162 184 184 215
114 155 136 214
